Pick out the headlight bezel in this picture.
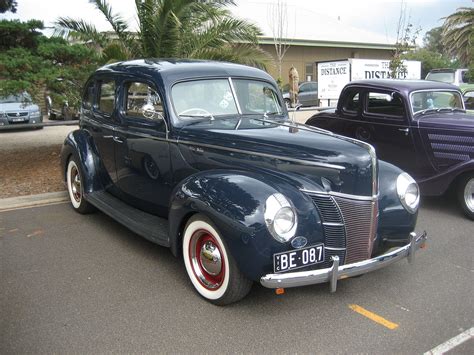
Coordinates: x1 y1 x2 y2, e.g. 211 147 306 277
396 172 420 214
264 193 298 243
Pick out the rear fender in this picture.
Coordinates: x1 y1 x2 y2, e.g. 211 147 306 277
60 129 103 194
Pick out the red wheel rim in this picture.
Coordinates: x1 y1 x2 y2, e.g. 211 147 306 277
188 229 226 290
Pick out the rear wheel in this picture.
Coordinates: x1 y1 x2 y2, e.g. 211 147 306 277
66 157 95 214
182 214 252 305
457 173 474 220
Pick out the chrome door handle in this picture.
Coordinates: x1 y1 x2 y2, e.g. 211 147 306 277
398 128 409 135
103 135 114 139
113 136 124 144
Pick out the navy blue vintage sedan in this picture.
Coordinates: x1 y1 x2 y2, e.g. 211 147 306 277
61 60 427 305
306 80 474 220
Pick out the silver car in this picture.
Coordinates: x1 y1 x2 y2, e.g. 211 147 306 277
282 81 319 108
0 93 43 128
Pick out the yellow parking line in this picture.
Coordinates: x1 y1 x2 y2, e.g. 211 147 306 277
349 304 399 330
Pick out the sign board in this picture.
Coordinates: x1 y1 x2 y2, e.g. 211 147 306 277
317 61 350 101
317 58 421 104
350 58 421 80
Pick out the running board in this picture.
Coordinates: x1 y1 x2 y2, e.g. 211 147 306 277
86 191 169 247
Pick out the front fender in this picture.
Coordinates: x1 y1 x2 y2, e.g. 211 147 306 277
60 129 103 194
168 170 323 281
376 160 418 247
418 160 474 196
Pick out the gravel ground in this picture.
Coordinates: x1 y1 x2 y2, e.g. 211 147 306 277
0 124 77 198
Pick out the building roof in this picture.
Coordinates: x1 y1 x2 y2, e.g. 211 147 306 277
232 2 397 50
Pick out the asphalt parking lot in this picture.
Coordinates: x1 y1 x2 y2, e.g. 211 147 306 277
1 195 473 354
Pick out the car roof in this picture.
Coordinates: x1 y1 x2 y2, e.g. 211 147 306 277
347 79 460 93
94 59 274 85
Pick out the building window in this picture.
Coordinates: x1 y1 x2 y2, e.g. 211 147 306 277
305 63 315 81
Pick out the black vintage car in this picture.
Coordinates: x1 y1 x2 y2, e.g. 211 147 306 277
61 60 427 305
306 80 474 220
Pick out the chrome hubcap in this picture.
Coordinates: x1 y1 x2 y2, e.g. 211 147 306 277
70 165 81 203
200 241 222 276
464 178 474 212
189 230 225 290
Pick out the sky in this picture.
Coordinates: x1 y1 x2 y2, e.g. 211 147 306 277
1 0 472 45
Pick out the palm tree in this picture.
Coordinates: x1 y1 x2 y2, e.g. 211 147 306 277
441 7 474 66
54 0 269 68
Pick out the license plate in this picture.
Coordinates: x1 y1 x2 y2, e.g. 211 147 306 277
273 244 324 273
12 118 26 122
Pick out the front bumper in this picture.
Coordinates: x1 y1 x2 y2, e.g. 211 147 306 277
260 231 427 292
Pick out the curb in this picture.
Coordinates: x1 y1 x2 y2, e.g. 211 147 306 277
0 191 69 212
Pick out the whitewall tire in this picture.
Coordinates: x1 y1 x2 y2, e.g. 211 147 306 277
66 157 94 214
182 214 252 305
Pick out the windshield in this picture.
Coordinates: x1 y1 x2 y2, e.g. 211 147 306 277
411 90 464 115
426 72 455 84
172 78 283 120
0 93 32 104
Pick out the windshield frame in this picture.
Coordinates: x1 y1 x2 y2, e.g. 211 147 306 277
170 76 285 123
409 89 465 117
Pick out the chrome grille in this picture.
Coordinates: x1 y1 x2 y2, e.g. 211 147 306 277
7 112 28 117
308 192 377 266
334 196 376 264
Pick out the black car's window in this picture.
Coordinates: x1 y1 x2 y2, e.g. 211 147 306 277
366 91 404 118
82 82 95 109
124 82 164 121
98 80 115 115
342 91 360 113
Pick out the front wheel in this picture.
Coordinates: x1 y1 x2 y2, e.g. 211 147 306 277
182 214 252 305
66 157 95 214
457 173 474 220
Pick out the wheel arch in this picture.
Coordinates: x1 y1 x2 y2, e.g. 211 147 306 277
60 129 103 194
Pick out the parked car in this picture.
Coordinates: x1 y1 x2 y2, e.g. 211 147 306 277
282 81 319 107
305 79 474 219
0 92 43 128
61 60 427 305
425 68 471 87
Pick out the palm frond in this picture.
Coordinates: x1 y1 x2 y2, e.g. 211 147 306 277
54 17 107 46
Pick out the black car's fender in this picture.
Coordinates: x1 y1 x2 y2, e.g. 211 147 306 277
376 160 418 249
60 130 104 194
168 169 324 281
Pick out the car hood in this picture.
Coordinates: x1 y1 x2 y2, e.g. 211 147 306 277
1 102 39 112
416 111 474 129
177 117 376 196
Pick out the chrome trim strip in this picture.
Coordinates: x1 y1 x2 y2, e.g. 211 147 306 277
322 222 344 227
260 231 427 290
324 246 346 251
300 188 377 201
177 140 346 170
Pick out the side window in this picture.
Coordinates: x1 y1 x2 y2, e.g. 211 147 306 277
342 90 360 113
125 82 163 120
98 80 116 115
82 82 95 109
367 91 404 118
299 83 308 93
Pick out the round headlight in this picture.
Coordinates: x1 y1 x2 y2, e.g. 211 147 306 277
396 172 420 213
264 193 297 243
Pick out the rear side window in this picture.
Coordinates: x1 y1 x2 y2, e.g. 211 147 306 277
82 82 95 109
125 82 163 120
367 91 404 117
342 90 360 113
98 80 116 115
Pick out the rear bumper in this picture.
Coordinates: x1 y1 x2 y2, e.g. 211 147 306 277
260 231 427 291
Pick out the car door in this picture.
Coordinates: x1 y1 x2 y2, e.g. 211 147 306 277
86 78 120 190
113 79 171 217
361 90 419 174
